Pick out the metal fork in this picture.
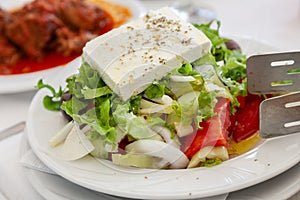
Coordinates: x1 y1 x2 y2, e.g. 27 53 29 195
246 51 300 138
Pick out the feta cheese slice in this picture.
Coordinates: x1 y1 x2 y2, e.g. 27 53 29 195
83 7 212 101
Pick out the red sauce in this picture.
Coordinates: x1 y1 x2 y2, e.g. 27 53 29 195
0 53 80 75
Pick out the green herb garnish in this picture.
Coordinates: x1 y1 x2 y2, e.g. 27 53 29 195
36 79 64 111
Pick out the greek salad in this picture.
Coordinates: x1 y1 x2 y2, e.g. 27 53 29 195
38 7 265 169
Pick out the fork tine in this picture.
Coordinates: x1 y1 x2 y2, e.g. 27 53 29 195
247 51 300 94
260 92 300 138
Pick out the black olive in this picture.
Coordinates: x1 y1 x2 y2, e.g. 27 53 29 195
225 40 241 51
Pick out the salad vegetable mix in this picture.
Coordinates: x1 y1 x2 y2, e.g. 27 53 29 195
38 20 265 169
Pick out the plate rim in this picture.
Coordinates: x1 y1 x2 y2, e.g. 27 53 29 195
20 132 300 200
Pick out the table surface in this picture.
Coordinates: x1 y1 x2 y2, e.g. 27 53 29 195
0 0 299 199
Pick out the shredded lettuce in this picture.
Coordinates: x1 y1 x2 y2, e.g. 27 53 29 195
144 81 165 99
112 103 158 139
58 61 118 146
198 90 217 121
194 21 229 62
60 97 87 116
81 86 112 99
66 61 105 99
200 158 222 167
194 21 248 111
128 94 142 114
178 63 198 76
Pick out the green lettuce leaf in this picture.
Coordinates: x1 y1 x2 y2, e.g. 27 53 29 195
60 97 87 116
144 81 165 99
36 79 64 111
178 63 198 76
113 103 158 139
194 21 248 111
198 90 217 121
81 86 112 99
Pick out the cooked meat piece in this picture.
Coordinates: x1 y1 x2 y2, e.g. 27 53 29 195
0 9 21 66
22 0 59 13
0 8 9 32
56 0 112 31
4 8 61 59
0 9 5 32
53 27 96 56
0 35 21 66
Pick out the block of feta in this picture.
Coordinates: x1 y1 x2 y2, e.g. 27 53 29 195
83 7 212 101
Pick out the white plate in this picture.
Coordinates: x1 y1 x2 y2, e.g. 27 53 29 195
20 133 300 200
227 164 300 200
0 0 145 94
26 37 300 199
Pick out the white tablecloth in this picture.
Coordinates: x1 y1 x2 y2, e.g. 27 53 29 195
0 0 300 199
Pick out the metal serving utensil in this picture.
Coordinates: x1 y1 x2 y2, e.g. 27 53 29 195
246 51 300 138
0 121 25 141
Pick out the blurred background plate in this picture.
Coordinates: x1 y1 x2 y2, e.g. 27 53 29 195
0 0 145 94
0 58 81 94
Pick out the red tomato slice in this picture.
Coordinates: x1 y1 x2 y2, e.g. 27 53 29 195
236 95 246 109
184 98 231 159
232 98 260 142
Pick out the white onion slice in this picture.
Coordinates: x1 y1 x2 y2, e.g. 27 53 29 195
170 75 196 82
125 140 189 169
151 126 180 148
188 146 229 168
49 121 74 148
60 124 95 161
